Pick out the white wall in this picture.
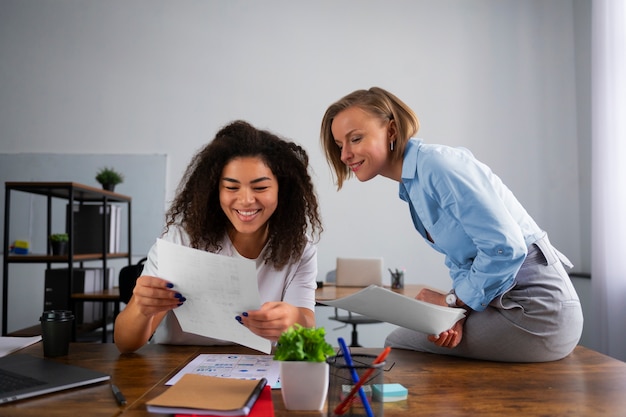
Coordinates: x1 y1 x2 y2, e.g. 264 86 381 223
0 0 592 346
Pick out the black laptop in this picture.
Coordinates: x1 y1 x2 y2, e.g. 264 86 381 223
0 354 110 404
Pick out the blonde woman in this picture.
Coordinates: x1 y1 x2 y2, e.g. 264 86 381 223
320 87 582 362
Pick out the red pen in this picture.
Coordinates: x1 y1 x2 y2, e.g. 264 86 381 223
334 347 392 415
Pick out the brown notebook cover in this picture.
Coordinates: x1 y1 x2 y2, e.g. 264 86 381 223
146 374 267 416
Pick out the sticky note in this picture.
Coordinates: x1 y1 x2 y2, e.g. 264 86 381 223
372 383 408 402
342 384 372 400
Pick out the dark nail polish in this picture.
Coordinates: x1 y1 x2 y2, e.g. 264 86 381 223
242 312 248 317
175 293 183 299
166 283 174 288
235 316 242 322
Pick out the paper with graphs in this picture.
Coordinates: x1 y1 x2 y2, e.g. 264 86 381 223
323 285 466 335
157 238 271 353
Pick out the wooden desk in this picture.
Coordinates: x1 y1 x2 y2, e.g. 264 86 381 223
315 283 425 302
4 342 626 417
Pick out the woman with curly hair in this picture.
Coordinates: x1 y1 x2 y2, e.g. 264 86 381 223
115 120 323 353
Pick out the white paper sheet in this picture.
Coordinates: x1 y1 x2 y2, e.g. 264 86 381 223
157 239 271 353
323 285 466 335
0 336 42 357
165 354 280 388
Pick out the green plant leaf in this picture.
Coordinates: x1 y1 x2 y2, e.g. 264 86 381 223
95 167 124 185
50 233 69 242
273 324 335 362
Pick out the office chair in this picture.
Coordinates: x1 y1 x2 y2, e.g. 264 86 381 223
325 270 382 347
118 257 147 304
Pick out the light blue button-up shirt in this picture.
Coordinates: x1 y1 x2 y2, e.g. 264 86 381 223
399 139 544 311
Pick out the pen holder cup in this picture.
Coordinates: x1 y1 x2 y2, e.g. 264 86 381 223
326 354 385 417
390 272 404 289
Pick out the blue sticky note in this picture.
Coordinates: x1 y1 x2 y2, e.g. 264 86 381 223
372 383 408 402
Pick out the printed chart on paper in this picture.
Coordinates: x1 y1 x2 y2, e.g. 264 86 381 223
165 354 280 387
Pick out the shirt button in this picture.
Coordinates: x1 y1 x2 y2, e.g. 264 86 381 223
497 249 503 254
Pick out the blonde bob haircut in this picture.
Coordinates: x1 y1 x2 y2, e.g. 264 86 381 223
320 87 420 190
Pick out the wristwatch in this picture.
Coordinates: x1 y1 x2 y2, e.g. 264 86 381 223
445 289 458 308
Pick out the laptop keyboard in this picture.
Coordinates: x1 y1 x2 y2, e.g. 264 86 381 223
0 368 46 394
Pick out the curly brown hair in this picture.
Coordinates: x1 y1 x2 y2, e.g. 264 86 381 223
164 120 323 269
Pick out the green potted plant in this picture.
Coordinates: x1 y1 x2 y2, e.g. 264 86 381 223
274 324 335 411
49 233 69 255
95 167 124 191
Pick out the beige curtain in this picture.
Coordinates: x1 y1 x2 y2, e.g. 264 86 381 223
591 0 626 361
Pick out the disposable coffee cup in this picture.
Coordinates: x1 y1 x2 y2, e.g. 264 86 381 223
40 310 74 357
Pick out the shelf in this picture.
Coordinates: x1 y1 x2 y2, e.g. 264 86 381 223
7 253 130 263
5 181 131 203
3 181 132 343
71 287 120 301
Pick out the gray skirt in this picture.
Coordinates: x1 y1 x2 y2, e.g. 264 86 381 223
384 234 584 362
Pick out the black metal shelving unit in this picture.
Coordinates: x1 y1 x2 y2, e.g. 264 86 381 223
2 182 132 341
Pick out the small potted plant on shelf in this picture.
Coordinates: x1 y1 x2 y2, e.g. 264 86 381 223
95 167 124 191
274 324 335 411
49 233 69 256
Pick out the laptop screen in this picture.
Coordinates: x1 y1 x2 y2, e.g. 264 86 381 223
335 257 384 287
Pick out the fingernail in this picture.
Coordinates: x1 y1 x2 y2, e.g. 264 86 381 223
177 303 184 307
242 312 248 317
175 293 183 299
235 316 242 322
166 283 174 288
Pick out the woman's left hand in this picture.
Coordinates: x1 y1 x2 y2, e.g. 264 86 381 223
237 302 314 341
428 318 466 348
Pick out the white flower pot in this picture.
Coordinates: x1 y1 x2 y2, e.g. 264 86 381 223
279 361 329 411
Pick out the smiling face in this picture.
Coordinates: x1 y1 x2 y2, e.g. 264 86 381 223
331 106 398 182
219 156 279 241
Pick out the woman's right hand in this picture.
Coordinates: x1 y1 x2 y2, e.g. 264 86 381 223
130 275 185 317
115 275 184 353
416 287 466 348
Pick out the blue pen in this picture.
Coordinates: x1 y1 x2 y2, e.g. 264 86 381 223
337 337 374 417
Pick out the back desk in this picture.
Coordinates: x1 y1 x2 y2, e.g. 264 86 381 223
3 342 626 417
314 283 425 302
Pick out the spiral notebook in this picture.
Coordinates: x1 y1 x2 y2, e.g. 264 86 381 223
175 385 274 417
147 374 267 416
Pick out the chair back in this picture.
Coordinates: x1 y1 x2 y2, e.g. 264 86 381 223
119 257 147 304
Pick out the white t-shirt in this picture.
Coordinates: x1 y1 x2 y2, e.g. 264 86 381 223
143 225 318 345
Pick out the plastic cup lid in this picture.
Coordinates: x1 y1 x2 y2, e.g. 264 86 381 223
40 310 75 321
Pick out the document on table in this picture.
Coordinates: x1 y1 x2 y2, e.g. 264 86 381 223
165 353 280 388
0 336 42 357
323 285 466 335
157 239 271 353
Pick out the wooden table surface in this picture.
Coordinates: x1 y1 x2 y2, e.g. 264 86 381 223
315 283 426 302
2 342 625 417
